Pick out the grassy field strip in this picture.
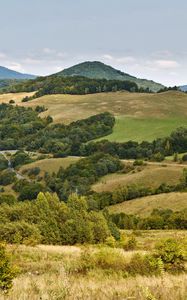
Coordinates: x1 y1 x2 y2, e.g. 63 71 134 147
97 116 187 142
93 163 184 193
122 159 187 168
108 192 187 216
20 156 81 175
0 92 35 104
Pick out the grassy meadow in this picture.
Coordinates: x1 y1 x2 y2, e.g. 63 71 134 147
1 90 187 142
20 156 81 176
92 163 184 193
2 230 187 300
108 192 187 217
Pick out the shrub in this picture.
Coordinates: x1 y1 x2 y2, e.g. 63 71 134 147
93 247 126 271
125 253 163 276
105 236 116 248
133 159 144 166
0 222 41 244
9 99 15 104
123 235 137 251
154 238 185 273
0 170 16 186
182 154 187 161
27 167 41 177
0 243 16 293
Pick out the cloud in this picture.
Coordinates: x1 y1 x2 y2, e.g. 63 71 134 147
43 48 56 54
103 54 136 64
153 60 179 69
0 52 6 59
6 62 25 73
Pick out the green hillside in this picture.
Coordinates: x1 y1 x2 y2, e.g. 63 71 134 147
0 66 35 79
57 61 165 92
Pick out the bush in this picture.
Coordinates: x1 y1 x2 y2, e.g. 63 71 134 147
105 236 116 248
182 154 187 161
123 235 137 251
0 170 16 186
27 167 41 177
0 243 16 293
133 159 144 166
0 222 41 244
155 238 185 273
9 99 15 104
125 253 163 276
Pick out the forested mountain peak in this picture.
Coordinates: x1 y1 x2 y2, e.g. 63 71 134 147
55 61 165 92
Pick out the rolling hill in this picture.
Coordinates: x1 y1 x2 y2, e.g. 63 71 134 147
0 66 35 79
108 192 187 217
6 90 187 142
56 61 165 92
180 85 187 92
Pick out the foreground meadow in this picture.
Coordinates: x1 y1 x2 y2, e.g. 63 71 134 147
2 230 187 300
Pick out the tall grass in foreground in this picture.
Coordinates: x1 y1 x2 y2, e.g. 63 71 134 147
1 235 186 300
2 271 187 300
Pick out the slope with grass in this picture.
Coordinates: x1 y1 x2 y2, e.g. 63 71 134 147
20 156 81 175
92 164 184 193
1 90 187 142
0 92 35 104
14 90 187 142
108 192 187 217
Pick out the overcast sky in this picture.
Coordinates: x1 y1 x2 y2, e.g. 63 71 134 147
0 0 186 86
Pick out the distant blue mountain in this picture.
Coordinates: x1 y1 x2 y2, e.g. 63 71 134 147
179 85 187 92
0 66 36 79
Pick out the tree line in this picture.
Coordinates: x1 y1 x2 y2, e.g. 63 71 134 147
1 75 149 97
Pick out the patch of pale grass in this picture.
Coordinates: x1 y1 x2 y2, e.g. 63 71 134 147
2 271 187 300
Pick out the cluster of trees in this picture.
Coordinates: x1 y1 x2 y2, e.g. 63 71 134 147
0 192 119 245
0 104 49 150
2 75 146 97
0 155 8 171
157 86 179 93
111 208 187 230
26 112 115 155
0 104 115 155
45 153 123 200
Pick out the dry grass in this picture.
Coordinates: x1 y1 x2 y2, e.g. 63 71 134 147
2 90 187 141
2 233 187 300
108 192 187 217
15 90 187 124
20 157 81 175
3 272 186 300
0 92 35 104
92 164 183 193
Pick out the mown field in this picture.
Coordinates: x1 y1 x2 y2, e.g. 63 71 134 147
1 90 187 142
108 192 187 217
2 230 187 300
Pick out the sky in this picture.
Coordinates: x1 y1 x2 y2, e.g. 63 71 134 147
0 0 186 86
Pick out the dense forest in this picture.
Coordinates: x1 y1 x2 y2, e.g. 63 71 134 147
0 104 115 152
1 75 150 97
